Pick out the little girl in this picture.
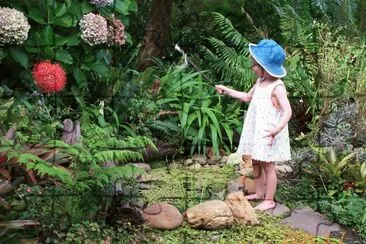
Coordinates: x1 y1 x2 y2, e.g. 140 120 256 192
215 39 292 211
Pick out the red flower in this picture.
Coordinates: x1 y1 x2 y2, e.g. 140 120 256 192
32 60 67 93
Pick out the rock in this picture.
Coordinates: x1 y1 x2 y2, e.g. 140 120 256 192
225 191 258 225
137 174 152 182
207 159 219 165
143 203 183 230
239 168 253 176
244 178 256 195
275 164 293 177
206 147 225 160
226 176 245 194
139 183 153 190
190 163 202 170
184 200 234 229
226 153 243 166
192 154 207 165
266 203 291 218
184 158 194 166
282 207 341 236
220 156 229 164
133 163 152 173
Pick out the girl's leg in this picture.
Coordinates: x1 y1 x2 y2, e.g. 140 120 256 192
245 160 266 200
254 162 277 211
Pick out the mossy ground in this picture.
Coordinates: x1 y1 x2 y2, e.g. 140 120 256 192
138 162 342 243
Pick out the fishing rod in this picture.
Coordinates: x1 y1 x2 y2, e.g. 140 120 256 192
174 44 214 83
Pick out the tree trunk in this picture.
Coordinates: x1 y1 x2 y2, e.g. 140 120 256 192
136 0 173 70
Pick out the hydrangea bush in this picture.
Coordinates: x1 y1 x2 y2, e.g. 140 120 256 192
79 13 108 45
0 7 30 45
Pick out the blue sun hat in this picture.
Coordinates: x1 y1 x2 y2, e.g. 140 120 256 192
249 39 287 78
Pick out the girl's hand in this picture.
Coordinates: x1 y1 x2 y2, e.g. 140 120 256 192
263 127 281 146
215 85 226 95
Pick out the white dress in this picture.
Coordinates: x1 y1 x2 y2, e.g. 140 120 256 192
236 79 291 162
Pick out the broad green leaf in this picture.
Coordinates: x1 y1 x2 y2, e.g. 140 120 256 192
184 112 199 137
53 14 75 27
43 25 54 46
71 85 86 108
115 0 130 15
222 123 233 147
80 1 93 14
180 103 190 129
0 98 14 121
24 46 41 54
327 190 338 197
55 3 67 17
128 0 138 12
73 68 87 87
337 152 355 169
9 47 29 68
55 49 73 64
82 62 109 76
28 8 47 24
210 124 219 156
202 108 222 140
55 33 81 46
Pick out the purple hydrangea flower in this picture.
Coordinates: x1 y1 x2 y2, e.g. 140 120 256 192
90 0 113 7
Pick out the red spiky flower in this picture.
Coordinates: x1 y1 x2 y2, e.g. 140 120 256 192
32 60 67 93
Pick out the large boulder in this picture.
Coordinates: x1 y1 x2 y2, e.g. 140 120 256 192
184 200 234 229
225 191 258 225
143 203 183 230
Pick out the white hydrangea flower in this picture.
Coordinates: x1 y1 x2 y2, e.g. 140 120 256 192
79 13 108 46
0 7 30 45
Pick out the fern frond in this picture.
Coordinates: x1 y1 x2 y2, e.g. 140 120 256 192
15 153 72 184
212 12 249 51
93 150 143 164
146 119 180 135
101 165 144 181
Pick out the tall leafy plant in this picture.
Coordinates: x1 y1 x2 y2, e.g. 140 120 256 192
156 66 242 155
0 0 137 104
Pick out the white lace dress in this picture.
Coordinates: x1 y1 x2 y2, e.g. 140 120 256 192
236 79 291 162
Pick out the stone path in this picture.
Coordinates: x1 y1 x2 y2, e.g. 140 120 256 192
280 207 341 237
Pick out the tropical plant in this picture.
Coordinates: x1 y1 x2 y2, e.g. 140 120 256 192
156 65 242 155
305 146 356 196
201 12 255 90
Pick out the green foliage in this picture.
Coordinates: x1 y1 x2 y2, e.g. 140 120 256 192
0 0 138 114
202 12 255 90
156 66 242 155
319 193 366 239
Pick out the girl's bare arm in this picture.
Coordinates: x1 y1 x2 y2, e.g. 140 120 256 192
215 83 257 102
269 85 292 135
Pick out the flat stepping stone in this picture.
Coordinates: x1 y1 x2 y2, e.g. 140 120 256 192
282 207 340 236
265 203 290 218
